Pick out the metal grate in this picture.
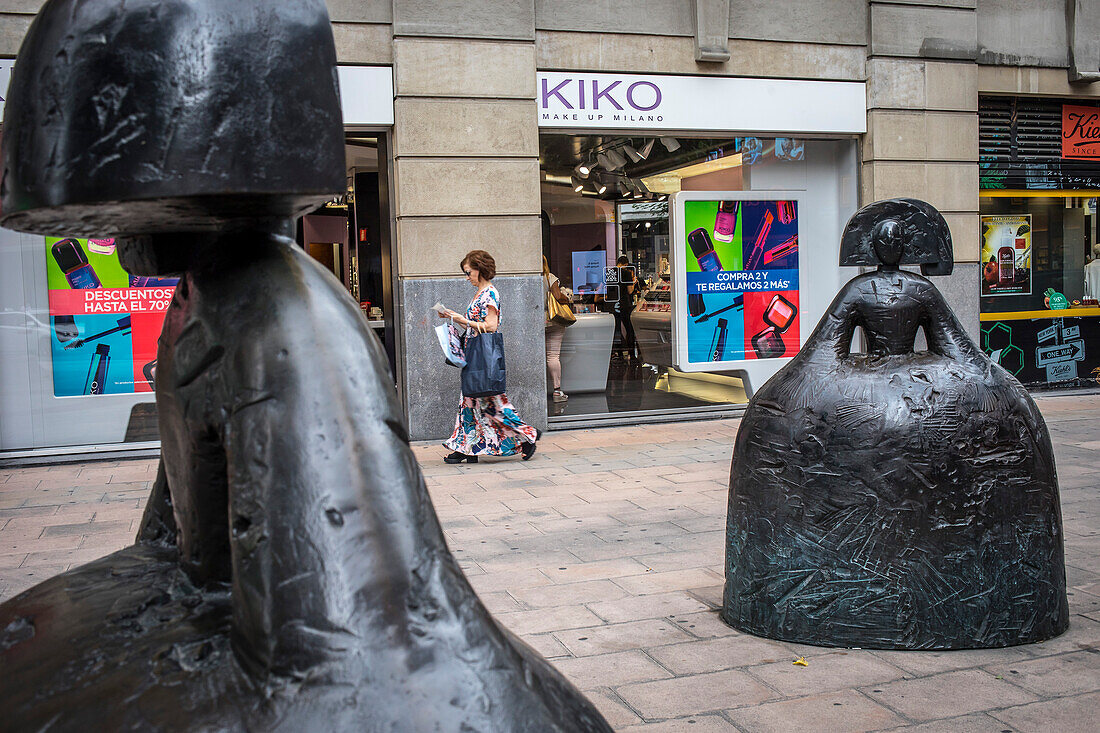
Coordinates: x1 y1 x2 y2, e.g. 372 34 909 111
979 96 1100 190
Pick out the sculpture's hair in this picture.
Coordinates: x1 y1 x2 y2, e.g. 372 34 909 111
462 250 496 280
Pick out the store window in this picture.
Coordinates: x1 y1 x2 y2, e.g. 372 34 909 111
978 96 1100 389
539 134 856 423
0 133 394 456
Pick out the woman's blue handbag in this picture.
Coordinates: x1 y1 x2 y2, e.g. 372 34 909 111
461 329 506 398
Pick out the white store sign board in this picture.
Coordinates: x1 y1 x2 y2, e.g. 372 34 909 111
538 71 866 134
0 61 394 127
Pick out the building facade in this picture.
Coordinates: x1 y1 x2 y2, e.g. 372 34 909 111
0 0 1097 457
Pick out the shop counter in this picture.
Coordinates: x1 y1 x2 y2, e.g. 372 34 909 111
631 309 673 367
553 312 615 394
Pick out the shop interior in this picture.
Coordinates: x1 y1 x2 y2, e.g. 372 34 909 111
540 134 809 420
979 193 1098 313
297 134 396 380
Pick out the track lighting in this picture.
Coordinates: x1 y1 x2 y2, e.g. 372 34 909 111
623 144 644 163
570 175 585 192
660 136 680 152
605 148 627 170
596 151 613 170
639 139 655 159
574 161 591 178
594 178 608 195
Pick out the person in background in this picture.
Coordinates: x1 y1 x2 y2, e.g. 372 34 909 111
544 256 571 403
438 250 539 463
613 255 638 361
1085 242 1100 302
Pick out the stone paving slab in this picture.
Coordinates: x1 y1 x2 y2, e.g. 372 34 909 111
1 393 1098 731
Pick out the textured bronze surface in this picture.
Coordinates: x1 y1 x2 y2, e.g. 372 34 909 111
723 199 1069 649
0 2 610 730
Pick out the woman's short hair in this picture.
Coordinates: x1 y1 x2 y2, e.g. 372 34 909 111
462 250 496 280
616 255 630 265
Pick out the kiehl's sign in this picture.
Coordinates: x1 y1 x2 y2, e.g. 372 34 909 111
1062 105 1100 159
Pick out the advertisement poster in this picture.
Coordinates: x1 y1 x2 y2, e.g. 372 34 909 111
46 237 177 397
679 198 800 364
980 214 1032 296
571 250 607 295
982 316 1098 388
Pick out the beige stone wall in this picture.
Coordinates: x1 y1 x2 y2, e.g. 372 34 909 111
391 37 541 278
865 2 981 264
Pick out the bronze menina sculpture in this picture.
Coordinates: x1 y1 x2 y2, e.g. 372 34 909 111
723 198 1068 649
0 1 611 730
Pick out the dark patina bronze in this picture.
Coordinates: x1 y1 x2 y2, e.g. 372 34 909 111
0 2 611 729
723 199 1069 649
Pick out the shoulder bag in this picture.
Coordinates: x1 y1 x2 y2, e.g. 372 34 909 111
461 322 507 398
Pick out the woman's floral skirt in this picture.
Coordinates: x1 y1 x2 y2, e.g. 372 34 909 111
444 393 537 456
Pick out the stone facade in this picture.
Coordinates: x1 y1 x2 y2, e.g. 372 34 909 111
1 0 1096 440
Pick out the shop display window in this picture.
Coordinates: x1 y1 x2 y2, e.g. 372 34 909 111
539 133 856 422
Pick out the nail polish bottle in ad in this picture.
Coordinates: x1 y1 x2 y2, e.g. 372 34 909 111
689 228 723 272
709 318 729 361
713 201 738 243
751 326 786 359
762 294 797 331
51 238 101 289
83 343 111 395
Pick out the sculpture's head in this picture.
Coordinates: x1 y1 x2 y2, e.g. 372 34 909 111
839 199 953 276
0 0 344 241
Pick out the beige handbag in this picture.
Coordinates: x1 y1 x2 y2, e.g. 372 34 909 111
546 280 576 326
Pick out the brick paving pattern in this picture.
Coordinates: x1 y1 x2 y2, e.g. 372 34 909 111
2 393 1098 731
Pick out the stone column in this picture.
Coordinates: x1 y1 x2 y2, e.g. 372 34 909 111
864 1 980 337
391 1 544 441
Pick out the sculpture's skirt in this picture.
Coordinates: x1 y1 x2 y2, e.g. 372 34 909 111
723 352 1069 649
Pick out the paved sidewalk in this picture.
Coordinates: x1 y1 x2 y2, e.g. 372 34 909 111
2 393 1098 731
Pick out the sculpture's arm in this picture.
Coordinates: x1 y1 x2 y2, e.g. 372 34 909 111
799 280 863 362
918 281 985 363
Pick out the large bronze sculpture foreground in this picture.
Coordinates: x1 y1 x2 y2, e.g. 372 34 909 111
0 2 611 730
723 199 1068 650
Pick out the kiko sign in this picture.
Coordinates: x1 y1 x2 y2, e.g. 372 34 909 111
538 72 865 134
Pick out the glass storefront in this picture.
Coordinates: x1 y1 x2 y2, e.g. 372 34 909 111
539 134 858 424
0 133 394 457
978 96 1100 389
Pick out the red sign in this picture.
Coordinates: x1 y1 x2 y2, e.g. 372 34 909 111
1062 104 1100 159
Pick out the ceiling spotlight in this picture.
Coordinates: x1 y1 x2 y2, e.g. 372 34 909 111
574 162 591 179
605 148 628 170
634 178 650 196
623 144 644 163
645 221 652 229
639 139 655 159
597 151 613 170
570 175 585 192
660 137 680 152
594 178 608 195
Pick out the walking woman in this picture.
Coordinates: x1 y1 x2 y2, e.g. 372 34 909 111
543 255 571 403
439 250 539 463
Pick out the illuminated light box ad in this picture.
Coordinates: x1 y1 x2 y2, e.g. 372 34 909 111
671 192 802 372
980 214 1032 297
45 237 177 397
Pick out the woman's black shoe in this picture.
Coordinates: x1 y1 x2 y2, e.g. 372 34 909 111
521 430 540 461
444 451 478 464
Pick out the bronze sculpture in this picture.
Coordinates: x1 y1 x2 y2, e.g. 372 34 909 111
723 199 1068 649
0 1 611 730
